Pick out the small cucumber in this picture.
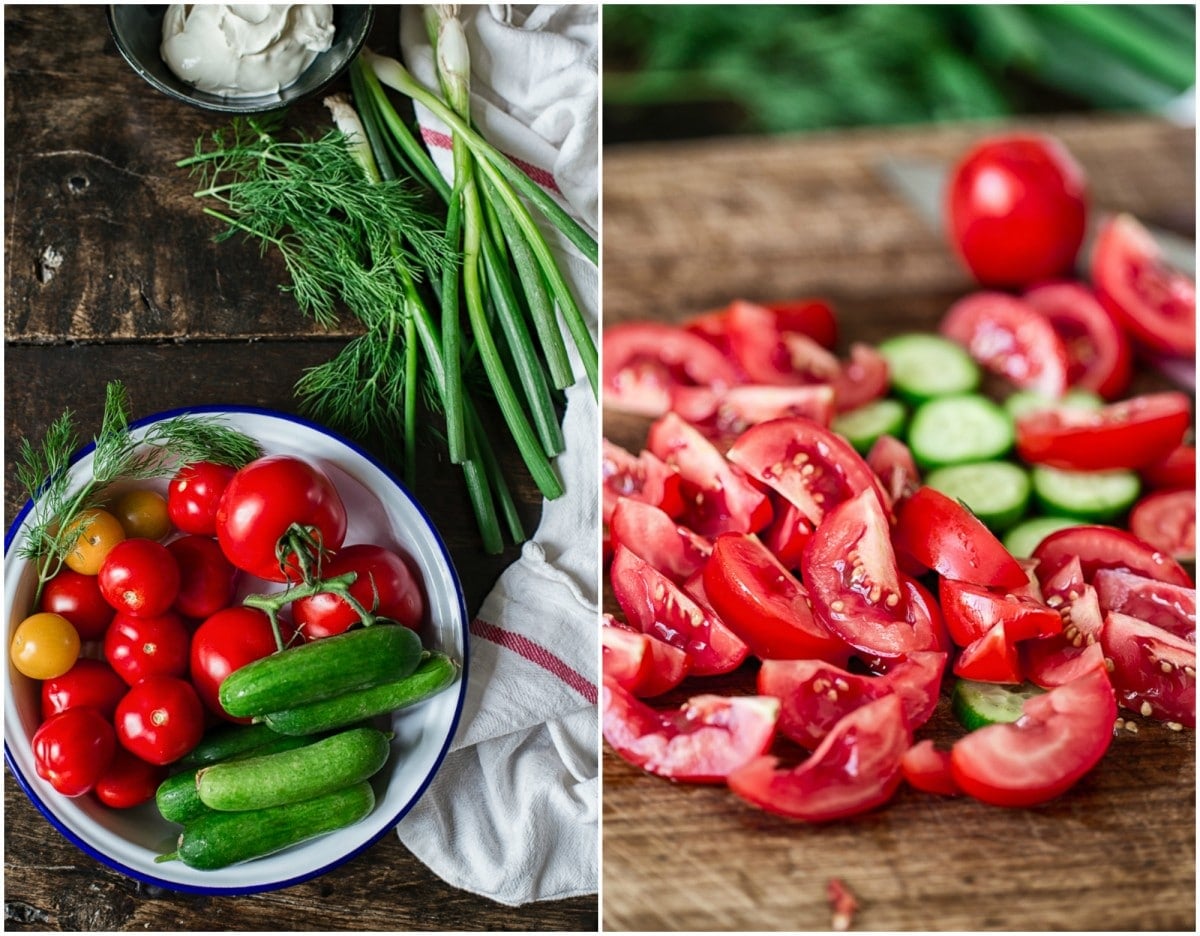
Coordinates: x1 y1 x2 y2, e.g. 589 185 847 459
156 733 318 825
196 726 391 812
178 723 281 768
158 781 376 870
261 652 459 736
218 624 423 719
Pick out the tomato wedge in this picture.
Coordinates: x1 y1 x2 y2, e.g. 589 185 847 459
610 544 749 676
940 292 1070 397
702 532 848 662
831 343 890 413
726 299 842 385
601 615 690 698
901 740 961 797
1015 391 1191 471
1023 281 1132 400
602 680 779 783
1091 213 1196 356
669 384 836 442
727 693 911 821
1031 524 1193 587
602 438 685 525
1140 445 1196 491
761 499 814 571
1101 612 1195 728
866 435 921 508
1129 488 1195 563
894 486 1028 589
1022 558 1107 688
647 412 773 537
685 298 839 357
1092 568 1195 644
610 497 712 584
949 664 1116 807
603 322 740 417
939 578 1063 649
758 651 946 749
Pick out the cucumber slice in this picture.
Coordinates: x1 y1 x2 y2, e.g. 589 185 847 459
878 333 981 403
924 461 1031 531
1002 515 1081 558
908 394 1014 468
1004 388 1103 421
951 679 1046 731
832 398 908 454
1031 465 1142 521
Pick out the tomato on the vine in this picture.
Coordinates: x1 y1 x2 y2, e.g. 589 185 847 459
32 708 116 797
292 544 424 638
115 675 204 765
98 538 181 617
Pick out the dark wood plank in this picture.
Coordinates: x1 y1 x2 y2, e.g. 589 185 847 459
602 117 1195 932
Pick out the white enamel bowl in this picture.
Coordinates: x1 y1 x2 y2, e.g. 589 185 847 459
4 407 468 893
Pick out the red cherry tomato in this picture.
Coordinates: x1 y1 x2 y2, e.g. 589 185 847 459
215 455 348 583
602 679 779 783
1015 392 1191 472
1032 524 1193 588
940 292 1070 397
1091 213 1195 356
1129 488 1195 563
98 538 181 617
115 676 204 765
728 693 911 821
94 748 167 809
292 544 425 639
601 614 690 698
1102 611 1195 728
949 664 1116 807
104 611 191 686
601 438 685 526
38 569 115 640
41 658 128 721
190 607 294 722
946 134 1088 287
603 322 739 417
168 535 240 621
32 708 116 797
1023 281 1132 400
609 497 712 585
167 461 237 536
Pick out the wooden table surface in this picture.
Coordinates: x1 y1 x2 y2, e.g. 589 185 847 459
602 115 1196 931
4 6 597 931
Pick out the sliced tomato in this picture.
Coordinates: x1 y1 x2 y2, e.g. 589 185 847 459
1022 558 1107 688
1091 213 1196 356
802 490 946 658
761 499 814 571
727 416 889 528
1141 445 1196 491
601 615 690 698
1023 281 1132 400
602 438 685 525
646 412 773 536
940 292 1070 397
603 322 739 417
894 486 1028 589
669 384 836 442
901 740 961 797
609 497 712 585
1015 391 1191 471
831 343 890 413
685 298 839 356
1031 524 1192 587
866 434 921 508
901 574 952 654
1129 488 1195 563
758 651 945 750
954 620 1026 683
610 544 749 676
1101 611 1195 728
602 679 779 783
725 300 841 386
949 664 1116 807
727 693 911 821
1092 568 1195 644
702 532 848 662
939 578 1063 649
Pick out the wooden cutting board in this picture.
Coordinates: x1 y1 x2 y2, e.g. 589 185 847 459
601 115 1196 932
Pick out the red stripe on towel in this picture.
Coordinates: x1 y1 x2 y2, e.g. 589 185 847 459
470 618 597 704
420 126 561 194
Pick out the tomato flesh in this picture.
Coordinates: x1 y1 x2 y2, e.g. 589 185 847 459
901 740 961 796
939 577 1063 648
1140 445 1196 491
831 343 890 413
1023 281 1132 400
866 434 921 508
603 322 739 417
610 497 712 585
602 438 684 525
1129 488 1195 563
1101 612 1195 728
1092 568 1195 644
669 384 836 443
1032 524 1192 588
601 615 690 698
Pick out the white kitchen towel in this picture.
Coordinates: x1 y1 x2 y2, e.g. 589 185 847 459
393 4 600 907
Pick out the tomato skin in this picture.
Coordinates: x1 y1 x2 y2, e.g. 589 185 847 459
1140 445 1195 491
939 578 1063 649
38 569 116 640
94 748 167 809
901 740 961 797
115 676 205 765
1092 568 1195 643
602 438 685 525
215 455 348 583
1032 524 1192 588
63 509 126 575
831 343 890 413
1015 392 1191 472
601 615 690 698
41 658 129 722
104 611 191 686
1128 488 1195 563
112 489 172 541
1023 281 1132 400
1091 213 1196 356
168 461 236 536
98 538 181 618
946 134 1087 288
686 298 839 355
728 693 911 821
1101 612 1195 728
190 607 294 722
32 708 117 797
168 535 240 621
292 544 425 638
10 612 80 680
609 497 712 585
603 322 740 417
602 679 780 783
866 435 921 508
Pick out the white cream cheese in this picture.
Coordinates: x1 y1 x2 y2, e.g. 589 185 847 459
161 4 335 97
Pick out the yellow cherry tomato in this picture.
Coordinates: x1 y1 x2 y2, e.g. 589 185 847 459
10 612 80 679
113 489 172 540
63 508 126 575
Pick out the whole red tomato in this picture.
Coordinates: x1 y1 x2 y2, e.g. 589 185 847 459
32 708 116 797
94 748 167 809
292 544 425 638
168 535 240 621
215 455 348 582
38 569 115 640
168 461 237 536
104 611 191 686
190 607 296 722
946 134 1088 287
98 538 181 617
115 676 204 765
41 658 129 721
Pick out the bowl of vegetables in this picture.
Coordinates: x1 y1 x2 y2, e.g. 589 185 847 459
4 401 467 893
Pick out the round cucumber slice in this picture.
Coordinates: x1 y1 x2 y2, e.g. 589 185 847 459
832 398 908 454
1031 465 1142 522
879 333 981 403
1002 515 1081 558
951 679 1046 731
908 394 1014 468
924 461 1031 531
1004 388 1103 422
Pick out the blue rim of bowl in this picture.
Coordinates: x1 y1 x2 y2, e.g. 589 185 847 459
3 404 469 895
